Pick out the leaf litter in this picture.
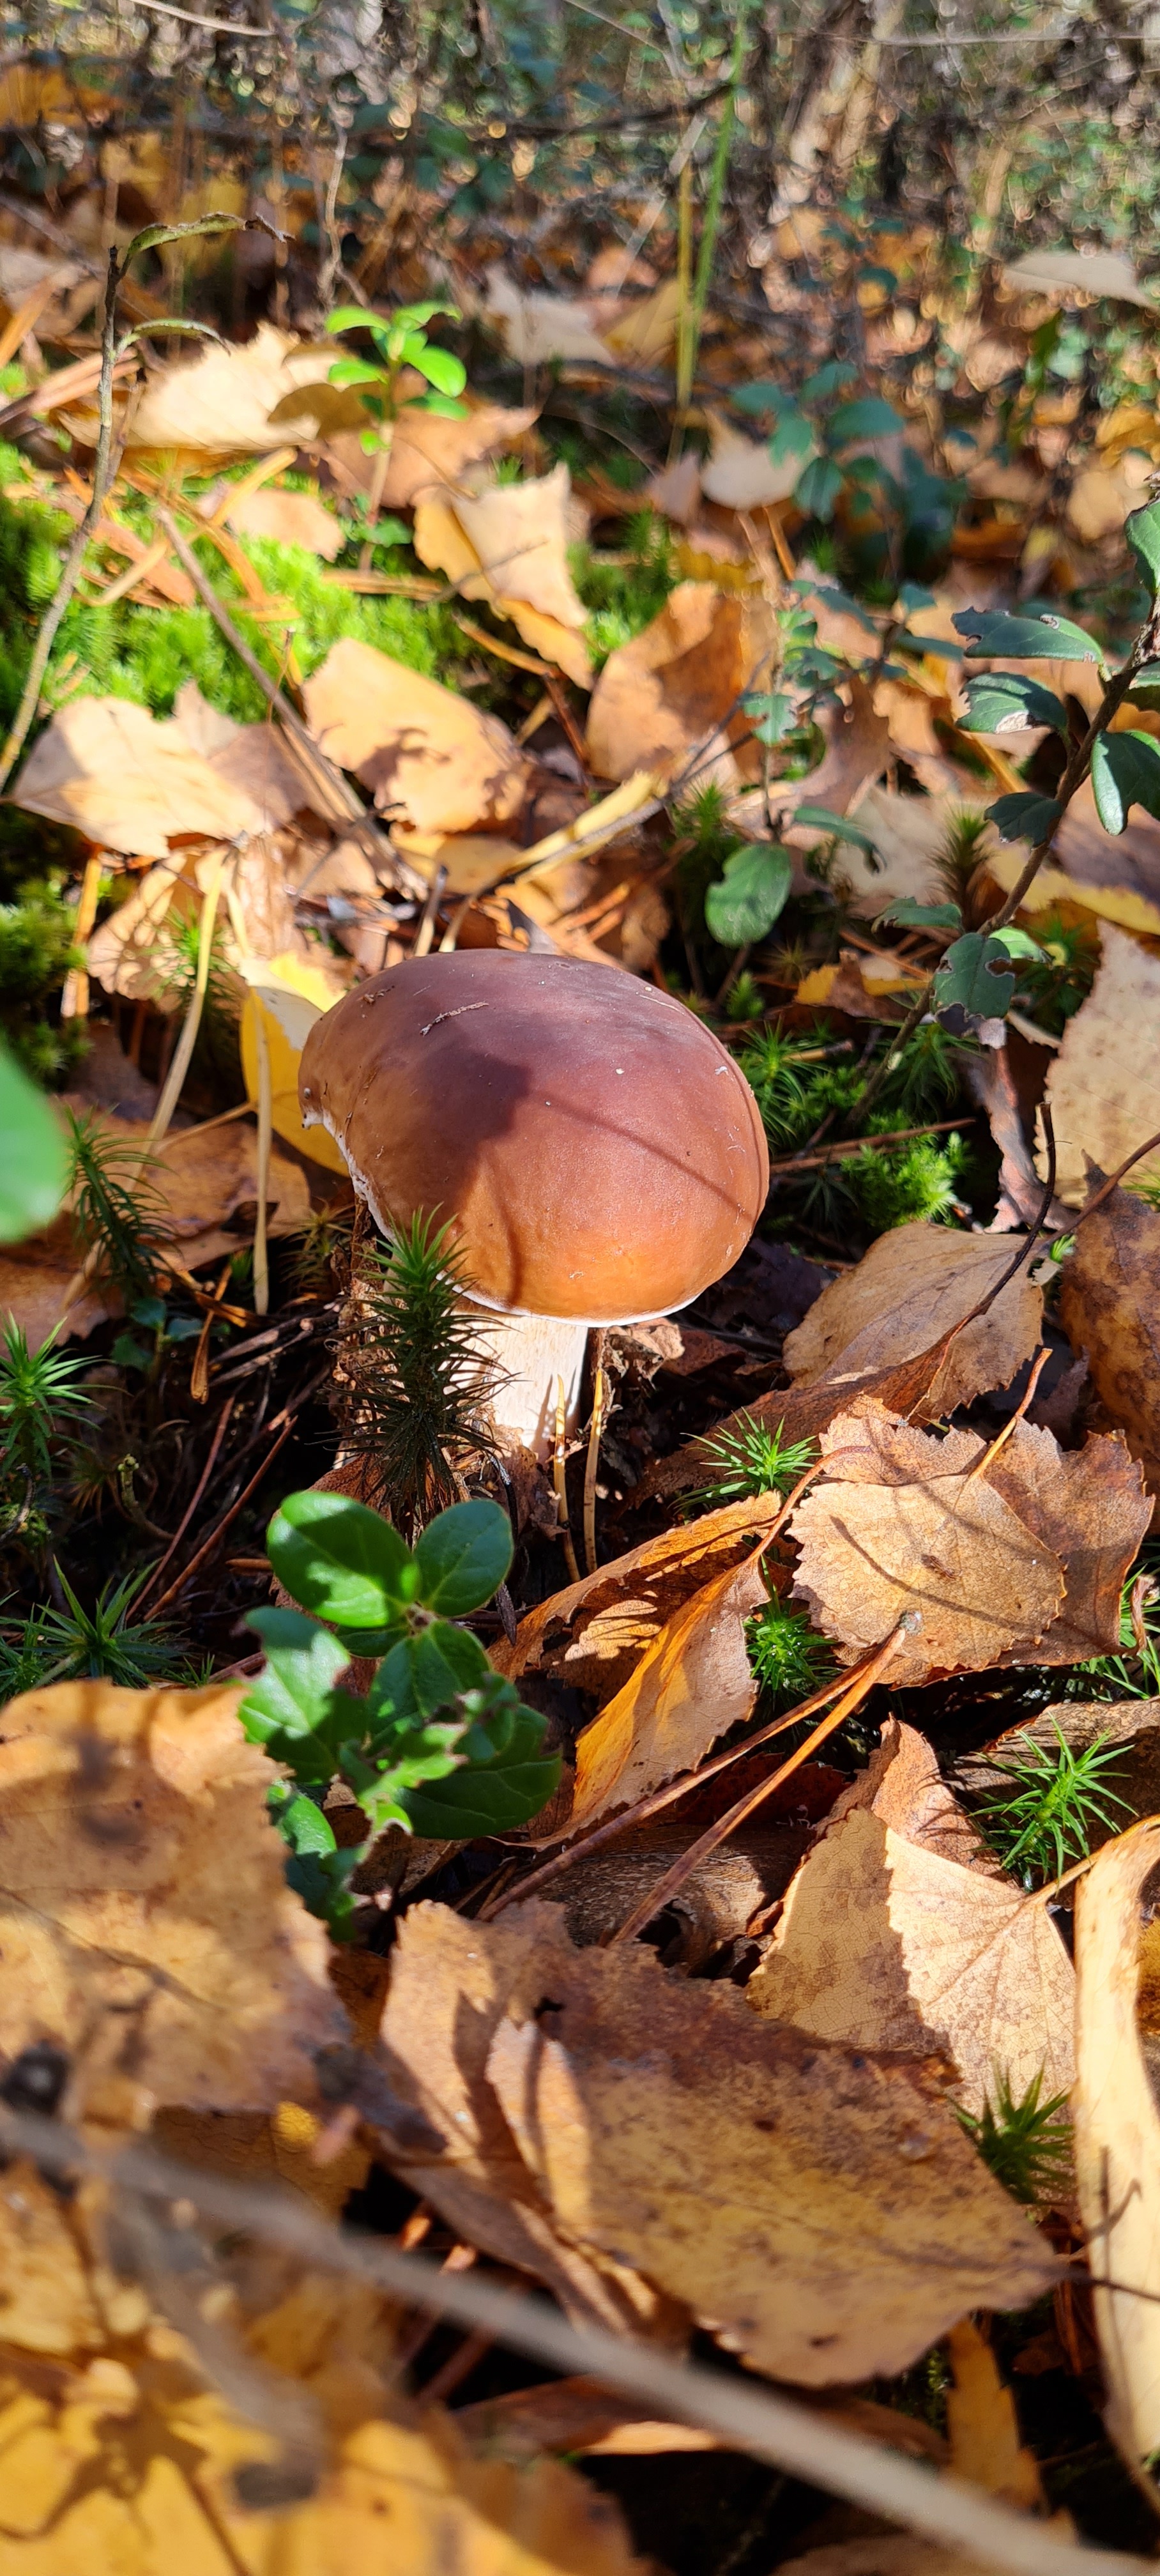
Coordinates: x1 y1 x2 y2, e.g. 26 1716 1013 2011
9 64 1160 2576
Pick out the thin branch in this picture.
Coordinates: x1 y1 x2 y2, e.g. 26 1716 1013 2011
0 2105 1115 2576
0 247 125 793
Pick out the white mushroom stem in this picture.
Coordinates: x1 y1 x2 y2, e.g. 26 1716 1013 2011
469 1308 590 1460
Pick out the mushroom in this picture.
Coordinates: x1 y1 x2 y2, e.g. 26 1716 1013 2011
299 951 768 1457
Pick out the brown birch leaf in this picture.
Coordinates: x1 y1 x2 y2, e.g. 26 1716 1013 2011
1058 1177 1160 1521
748 1721 1076 2117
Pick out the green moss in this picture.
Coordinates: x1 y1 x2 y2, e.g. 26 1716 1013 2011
840 1131 969 1230
572 512 676 669
0 884 86 1086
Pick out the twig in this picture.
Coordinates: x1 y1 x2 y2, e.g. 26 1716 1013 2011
155 506 425 899
554 1376 581 1583
608 1620 913 1947
766 1117 965 1177
116 0 271 31
252 1006 272 1318
146 852 227 1152
189 1259 235 1405
964 1344 1051 1482
0 2106 1122 2576
0 247 126 793
583 1358 607 1578
135 1395 234 1609
146 1418 293 1616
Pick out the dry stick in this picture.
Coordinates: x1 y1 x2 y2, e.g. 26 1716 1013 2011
252 1008 272 1319
0 2110 1124 2576
135 1396 234 1613
146 1418 293 1618
608 1620 913 1949
60 851 104 1023
480 1643 881 1923
411 866 447 960
189 1260 234 1407
146 852 227 1153
964 1342 1051 1483
0 245 125 793
554 1376 581 1584
767 1116 965 1177
155 507 426 901
583 1358 607 1578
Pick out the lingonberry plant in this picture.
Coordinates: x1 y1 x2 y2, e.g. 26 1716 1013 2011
241 1489 558 1933
882 497 1160 1032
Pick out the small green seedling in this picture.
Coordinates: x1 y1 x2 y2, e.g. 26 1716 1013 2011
746 1590 834 1705
326 302 468 459
957 2066 1072 2207
978 1717 1131 1887
241 1488 558 1933
684 1411 817 1514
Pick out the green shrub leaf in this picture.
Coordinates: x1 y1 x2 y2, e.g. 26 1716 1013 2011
1090 729 1160 834
705 843 792 946
411 1496 513 1614
959 671 1069 735
952 607 1103 663
266 1489 415 1629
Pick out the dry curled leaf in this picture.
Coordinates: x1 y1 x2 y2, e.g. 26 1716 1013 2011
302 638 531 835
585 583 771 788
748 1721 1076 2117
125 321 341 456
1074 1814 1160 2472
1040 925 1160 1204
492 1489 793 1709
1059 1177 1160 1519
945 2317 1049 2513
782 1220 1043 1420
413 464 592 686
563 1542 774 1831
0 1680 348 2126
386 1900 1057 2388
789 1404 1146 1682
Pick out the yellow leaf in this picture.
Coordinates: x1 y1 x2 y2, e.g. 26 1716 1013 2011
238 954 350 1173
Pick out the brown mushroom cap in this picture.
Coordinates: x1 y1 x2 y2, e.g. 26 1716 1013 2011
299 952 768 1322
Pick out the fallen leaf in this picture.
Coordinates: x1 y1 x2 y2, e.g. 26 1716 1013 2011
125 322 341 456
238 952 353 1172
788 1406 1060 1683
1067 450 1156 543
782 1220 1043 1420
0 2177 645 2576
586 583 772 787
374 1900 687 2338
10 698 273 857
644 452 702 525
410 1900 1057 2387
0 1680 347 2124
563 1540 774 1831
1002 246 1159 307
748 1719 1076 2116
1074 1815 1160 2470
492 1489 794 1707
812 785 964 916
1058 1177 1160 1516
302 637 531 834
484 265 613 365
783 677 891 831
225 484 344 558
414 466 592 687
1039 925 1160 1204
700 410 811 508
454 2376 720 2461
602 277 680 364
791 1403 1145 1680
945 2317 1049 2512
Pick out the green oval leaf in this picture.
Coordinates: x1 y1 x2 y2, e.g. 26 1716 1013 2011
794 454 843 521
1126 499 1160 592
411 1497 513 1614
266 1489 414 1628
959 671 1069 735
0 1046 68 1243
828 395 904 443
1090 729 1160 834
951 608 1103 664
986 791 1062 846
704 844 792 948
